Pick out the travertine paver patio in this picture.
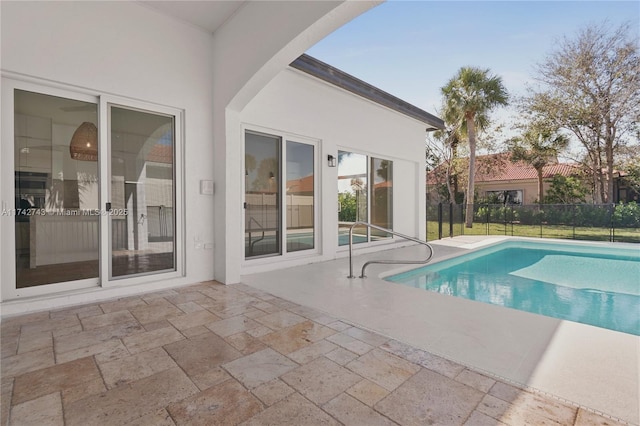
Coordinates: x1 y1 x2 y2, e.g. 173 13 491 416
0 281 628 425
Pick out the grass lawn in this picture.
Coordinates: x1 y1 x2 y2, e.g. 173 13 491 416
426 221 640 243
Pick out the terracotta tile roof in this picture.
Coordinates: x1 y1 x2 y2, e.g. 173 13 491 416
147 144 173 164
428 152 580 184
286 175 314 194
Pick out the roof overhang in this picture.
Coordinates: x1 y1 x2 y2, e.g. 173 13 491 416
290 54 445 131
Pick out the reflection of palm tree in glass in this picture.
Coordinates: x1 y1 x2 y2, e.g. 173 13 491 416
350 178 365 222
251 158 278 192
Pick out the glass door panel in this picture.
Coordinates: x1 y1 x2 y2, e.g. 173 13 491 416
370 157 393 240
245 131 281 258
14 89 99 288
110 106 175 278
286 141 314 253
337 151 368 246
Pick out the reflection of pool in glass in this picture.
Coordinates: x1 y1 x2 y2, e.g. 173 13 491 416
387 241 640 336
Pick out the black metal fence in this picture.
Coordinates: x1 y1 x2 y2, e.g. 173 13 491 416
427 203 640 243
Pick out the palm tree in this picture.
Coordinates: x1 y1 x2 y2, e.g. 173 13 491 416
507 123 569 204
441 67 508 227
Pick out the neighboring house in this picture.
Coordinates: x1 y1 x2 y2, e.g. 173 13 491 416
1 1 444 314
427 153 581 205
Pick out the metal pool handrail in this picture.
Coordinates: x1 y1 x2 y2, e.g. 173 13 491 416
347 221 434 278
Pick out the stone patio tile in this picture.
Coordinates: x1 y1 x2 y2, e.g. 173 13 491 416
164 290 209 305
254 310 306 330
49 304 103 320
129 303 183 325
12 357 101 405
224 332 268 355
122 325 184 354
143 320 172 332
140 289 179 302
287 339 338 364
163 332 242 377
243 309 270 319
1 311 49 328
61 377 106 405
343 326 390 346
52 325 83 338
490 381 577 424
205 315 260 337
99 347 178 389
346 348 421 392
100 297 147 314
251 378 295 406
167 379 263 426
64 367 198 426
1 329 19 358
9 392 63 426
176 301 205 313
326 320 353 332
380 339 465 378
480 387 577 426
281 356 362 405
20 315 80 335
574 408 628 425
346 379 390 407
57 338 130 364
326 332 374 355
223 348 298 389
54 320 144 354
375 368 484 426
259 320 336 354
325 347 359 366
245 325 273 338
181 325 210 338
190 366 232 391
1 347 55 378
17 330 52 354
464 410 509 426
80 310 136 330
167 309 220 331
123 409 176 426
287 305 325 320
249 300 282 313
239 392 340 426
455 369 497 393
1 377 13 426
323 393 397 426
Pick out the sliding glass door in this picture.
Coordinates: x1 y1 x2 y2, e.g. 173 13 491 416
14 89 100 288
109 106 176 278
6 82 181 298
244 130 315 259
338 150 393 246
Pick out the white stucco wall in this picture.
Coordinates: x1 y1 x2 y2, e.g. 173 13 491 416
0 1 216 306
240 68 427 273
0 0 377 312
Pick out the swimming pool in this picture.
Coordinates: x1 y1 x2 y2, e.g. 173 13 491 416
387 240 640 335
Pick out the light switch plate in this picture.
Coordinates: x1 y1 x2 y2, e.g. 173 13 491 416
200 180 214 195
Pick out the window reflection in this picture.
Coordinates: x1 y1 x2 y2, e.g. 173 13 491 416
110 106 175 277
286 141 314 252
14 89 99 288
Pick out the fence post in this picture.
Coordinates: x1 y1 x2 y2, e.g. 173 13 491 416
449 203 454 238
572 205 576 240
437 203 443 240
486 205 490 235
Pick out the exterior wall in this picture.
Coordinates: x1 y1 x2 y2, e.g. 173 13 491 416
240 68 427 273
211 1 379 284
1 1 216 308
0 0 377 313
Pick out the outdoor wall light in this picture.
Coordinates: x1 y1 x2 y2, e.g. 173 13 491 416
327 154 337 167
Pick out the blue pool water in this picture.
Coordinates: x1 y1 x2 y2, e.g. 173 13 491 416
387 241 640 335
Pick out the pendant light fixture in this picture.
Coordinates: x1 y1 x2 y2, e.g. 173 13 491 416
69 121 98 161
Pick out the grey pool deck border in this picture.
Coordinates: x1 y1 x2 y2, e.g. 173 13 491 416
241 236 640 425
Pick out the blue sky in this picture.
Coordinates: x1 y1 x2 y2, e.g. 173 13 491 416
307 1 640 128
